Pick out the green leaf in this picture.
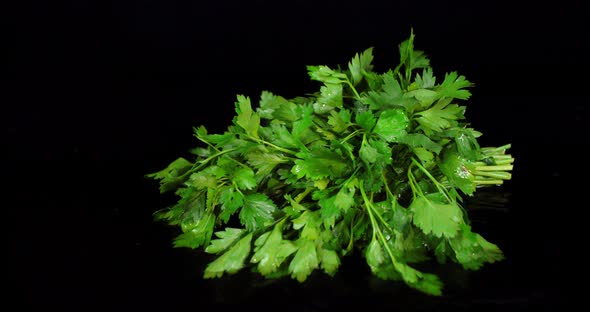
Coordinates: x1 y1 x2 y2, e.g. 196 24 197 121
288 239 319 282
174 213 216 249
259 92 300 122
245 148 288 176
398 30 430 73
268 123 300 149
204 233 253 278
257 91 294 120
239 193 277 231
348 47 374 85
218 186 244 223
335 183 355 212
413 147 434 164
146 157 192 180
437 71 473 100
365 71 414 111
409 193 463 238
319 195 339 229
355 110 376 131
318 183 355 229
435 240 451 263
455 130 481 161
293 210 321 240
292 146 350 180
373 109 409 142
449 224 504 270
319 247 340 276
205 228 245 254
415 67 436 89
416 98 465 134
307 65 347 84
408 272 443 296
366 239 385 273
157 188 206 225
233 166 257 190
251 222 297 275
235 95 260 138
327 109 352 133
194 126 235 147
405 88 439 108
398 31 415 67
391 228 429 263
409 50 430 72
439 150 476 195
189 166 222 189
146 157 193 193
314 83 343 113
292 104 315 138
399 133 443 154
359 140 378 163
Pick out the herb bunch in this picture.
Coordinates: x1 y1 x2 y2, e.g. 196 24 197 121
148 32 514 295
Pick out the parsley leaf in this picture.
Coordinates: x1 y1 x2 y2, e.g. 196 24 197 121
438 72 473 100
409 193 464 238
449 224 504 270
235 95 260 138
205 228 245 254
251 221 297 276
204 233 253 278
146 157 193 193
373 109 409 142
174 213 216 249
292 146 350 180
288 239 319 282
348 47 374 85
239 193 277 232
416 98 466 134
439 149 476 195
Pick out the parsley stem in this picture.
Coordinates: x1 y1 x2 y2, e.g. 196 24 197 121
344 79 362 100
407 167 422 199
360 180 379 241
247 135 298 156
381 170 395 200
180 148 238 179
294 187 313 203
373 207 395 233
360 180 405 274
474 165 513 172
475 171 512 179
481 144 511 154
346 213 356 252
472 158 514 166
474 179 504 185
341 129 362 144
490 154 514 160
411 158 454 204
196 136 221 153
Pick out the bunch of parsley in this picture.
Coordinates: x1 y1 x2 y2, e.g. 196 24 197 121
148 32 514 295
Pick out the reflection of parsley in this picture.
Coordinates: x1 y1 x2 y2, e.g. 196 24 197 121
147 30 514 296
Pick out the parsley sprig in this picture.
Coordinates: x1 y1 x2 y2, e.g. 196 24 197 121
147 31 513 295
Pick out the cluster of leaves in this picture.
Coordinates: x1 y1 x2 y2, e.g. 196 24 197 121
147 32 514 296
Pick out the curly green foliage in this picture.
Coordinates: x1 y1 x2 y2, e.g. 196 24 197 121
147 31 514 296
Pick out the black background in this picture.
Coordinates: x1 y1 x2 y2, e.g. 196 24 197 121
5 0 587 311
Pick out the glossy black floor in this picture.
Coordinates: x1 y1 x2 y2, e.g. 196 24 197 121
6 1 586 311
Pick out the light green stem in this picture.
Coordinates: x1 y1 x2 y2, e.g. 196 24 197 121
475 165 513 171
